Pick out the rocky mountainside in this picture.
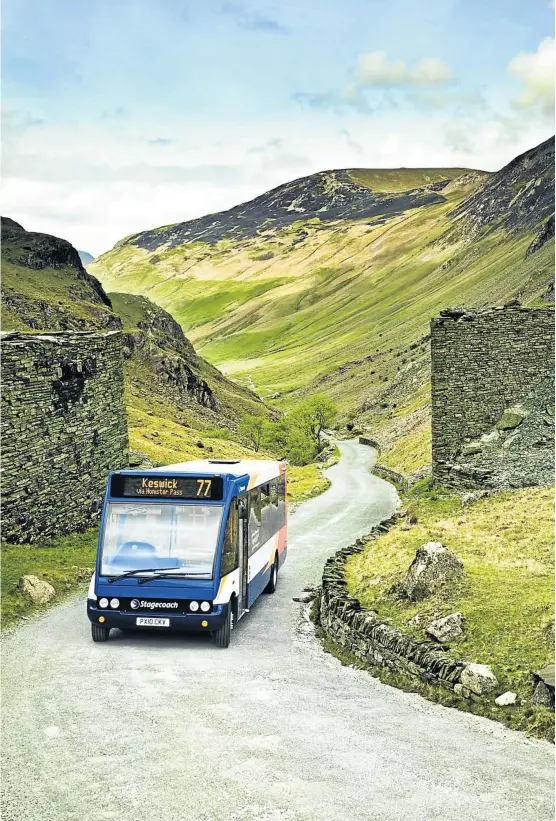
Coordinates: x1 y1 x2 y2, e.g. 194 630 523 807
110 292 266 427
2 218 119 331
124 167 473 251
0 219 266 438
450 136 555 239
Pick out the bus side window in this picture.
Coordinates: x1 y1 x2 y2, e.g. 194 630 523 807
261 483 271 544
270 479 279 508
249 489 262 556
220 505 239 576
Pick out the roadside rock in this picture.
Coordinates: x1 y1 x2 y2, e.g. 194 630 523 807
495 691 517 706
460 663 498 696
427 612 465 642
292 591 315 604
396 542 465 601
18 575 56 605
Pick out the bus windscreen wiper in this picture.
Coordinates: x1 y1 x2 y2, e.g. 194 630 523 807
107 567 179 583
137 572 210 584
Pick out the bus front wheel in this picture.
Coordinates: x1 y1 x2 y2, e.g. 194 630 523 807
214 603 232 648
91 622 111 642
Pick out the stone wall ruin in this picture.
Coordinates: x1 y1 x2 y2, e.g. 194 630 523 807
431 306 554 489
1 331 129 542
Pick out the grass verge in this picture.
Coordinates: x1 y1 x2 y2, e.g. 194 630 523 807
1 529 98 628
340 486 554 740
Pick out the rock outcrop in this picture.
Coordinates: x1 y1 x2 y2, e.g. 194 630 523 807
1 218 119 332
395 542 465 602
450 136 554 240
526 214 555 257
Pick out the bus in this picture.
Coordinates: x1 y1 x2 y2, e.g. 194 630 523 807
87 459 287 647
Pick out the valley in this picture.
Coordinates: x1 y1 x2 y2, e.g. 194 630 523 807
90 138 555 477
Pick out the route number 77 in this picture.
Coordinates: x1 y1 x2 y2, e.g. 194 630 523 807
196 479 212 497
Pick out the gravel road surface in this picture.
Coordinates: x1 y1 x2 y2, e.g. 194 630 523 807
2 441 554 821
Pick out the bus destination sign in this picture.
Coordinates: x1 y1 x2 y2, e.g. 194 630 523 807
110 474 224 500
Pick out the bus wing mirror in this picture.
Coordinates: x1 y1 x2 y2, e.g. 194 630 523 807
91 499 101 513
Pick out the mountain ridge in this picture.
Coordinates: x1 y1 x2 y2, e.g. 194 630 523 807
111 166 480 252
91 139 554 475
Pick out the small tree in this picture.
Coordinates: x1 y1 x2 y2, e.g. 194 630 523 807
262 419 290 454
238 417 266 452
291 395 337 451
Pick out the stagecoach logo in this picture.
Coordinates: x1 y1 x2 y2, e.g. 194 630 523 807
130 599 179 610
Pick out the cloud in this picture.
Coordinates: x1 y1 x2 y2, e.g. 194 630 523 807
148 137 175 146
292 90 374 115
355 52 453 87
222 3 288 33
294 50 454 115
507 37 555 115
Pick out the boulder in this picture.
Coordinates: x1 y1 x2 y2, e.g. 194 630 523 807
496 406 526 431
495 691 517 707
18 575 56 605
460 663 498 696
427 612 465 643
397 542 465 601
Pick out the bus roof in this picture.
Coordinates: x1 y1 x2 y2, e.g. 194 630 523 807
152 459 286 487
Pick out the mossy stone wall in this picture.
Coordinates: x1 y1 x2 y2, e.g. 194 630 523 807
431 306 555 488
1 331 129 542
319 520 466 690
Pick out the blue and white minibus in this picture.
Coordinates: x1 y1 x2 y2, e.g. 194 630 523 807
87 459 287 647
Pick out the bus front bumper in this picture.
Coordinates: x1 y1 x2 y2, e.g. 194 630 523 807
87 601 228 632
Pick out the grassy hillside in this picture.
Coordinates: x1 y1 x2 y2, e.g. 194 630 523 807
345 486 555 739
347 167 476 192
91 145 554 476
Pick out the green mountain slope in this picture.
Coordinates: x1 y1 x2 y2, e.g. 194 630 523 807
0 219 270 466
91 141 554 477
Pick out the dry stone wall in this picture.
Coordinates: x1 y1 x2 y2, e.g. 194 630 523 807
431 306 554 489
319 520 467 691
1 331 129 542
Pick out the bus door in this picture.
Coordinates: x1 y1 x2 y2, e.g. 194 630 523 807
237 496 249 615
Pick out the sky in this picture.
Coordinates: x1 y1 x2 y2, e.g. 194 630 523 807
2 0 555 255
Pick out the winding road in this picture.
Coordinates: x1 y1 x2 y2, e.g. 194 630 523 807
2 441 554 821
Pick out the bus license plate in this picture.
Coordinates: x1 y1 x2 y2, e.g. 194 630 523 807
135 617 170 627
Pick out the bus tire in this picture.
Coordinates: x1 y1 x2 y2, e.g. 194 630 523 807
214 603 232 648
264 556 279 594
91 623 110 642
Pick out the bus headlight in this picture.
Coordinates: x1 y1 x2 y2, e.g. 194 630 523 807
110 598 120 609
189 601 199 612
99 598 109 609
200 601 211 612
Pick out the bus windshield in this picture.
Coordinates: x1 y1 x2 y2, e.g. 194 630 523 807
100 502 224 579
